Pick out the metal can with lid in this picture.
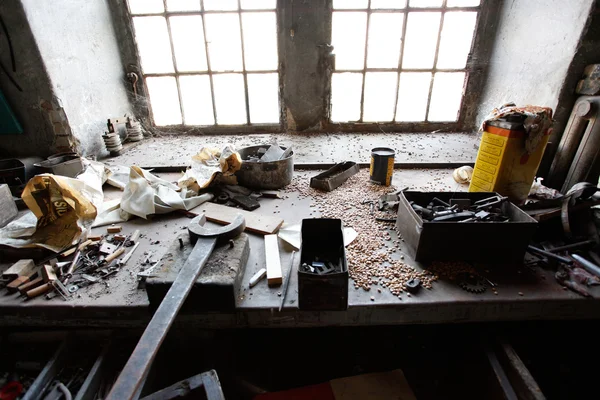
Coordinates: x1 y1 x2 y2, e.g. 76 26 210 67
369 147 395 186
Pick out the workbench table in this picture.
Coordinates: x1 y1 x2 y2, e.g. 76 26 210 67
1 169 598 328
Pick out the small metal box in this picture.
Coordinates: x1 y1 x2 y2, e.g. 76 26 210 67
299 219 348 310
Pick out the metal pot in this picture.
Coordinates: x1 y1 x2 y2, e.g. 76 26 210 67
235 145 294 189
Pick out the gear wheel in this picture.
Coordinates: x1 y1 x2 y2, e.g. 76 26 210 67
457 272 487 294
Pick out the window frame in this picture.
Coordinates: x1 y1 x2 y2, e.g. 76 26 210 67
123 0 283 133
324 0 494 133
114 0 495 134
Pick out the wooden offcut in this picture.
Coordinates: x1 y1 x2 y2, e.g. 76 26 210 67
107 225 122 233
2 259 35 280
42 265 57 282
198 202 284 235
264 234 282 286
7 276 30 293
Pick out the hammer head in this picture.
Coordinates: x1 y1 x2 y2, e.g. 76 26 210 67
188 213 246 245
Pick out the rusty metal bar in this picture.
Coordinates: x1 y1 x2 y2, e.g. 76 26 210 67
331 6 479 13
392 11 408 122
163 1 186 124
131 9 275 18
237 0 252 124
199 1 219 125
424 1 447 122
358 0 372 123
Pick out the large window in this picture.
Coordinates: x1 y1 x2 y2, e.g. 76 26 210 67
330 0 480 124
124 0 485 130
127 0 279 126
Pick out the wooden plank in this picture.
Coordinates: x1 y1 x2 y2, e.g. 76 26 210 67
2 259 35 280
264 235 282 287
197 202 284 235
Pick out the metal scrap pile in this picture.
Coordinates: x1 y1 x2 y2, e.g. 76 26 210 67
0 226 139 301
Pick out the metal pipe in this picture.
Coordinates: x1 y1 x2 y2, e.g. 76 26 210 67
571 254 600 278
547 240 596 253
527 246 573 265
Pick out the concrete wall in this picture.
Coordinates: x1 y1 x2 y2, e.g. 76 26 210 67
20 0 132 157
0 1 56 158
476 0 595 125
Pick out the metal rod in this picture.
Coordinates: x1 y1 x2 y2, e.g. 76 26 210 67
358 0 372 123
131 9 277 18
163 0 185 124
547 240 596 253
279 250 295 312
392 10 409 121
527 246 573 265
199 3 219 125
424 0 446 122
571 254 600 278
107 238 218 400
237 0 251 124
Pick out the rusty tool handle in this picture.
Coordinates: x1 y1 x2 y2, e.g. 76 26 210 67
106 237 218 400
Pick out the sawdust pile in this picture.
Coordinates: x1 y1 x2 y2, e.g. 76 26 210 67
286 169 438 298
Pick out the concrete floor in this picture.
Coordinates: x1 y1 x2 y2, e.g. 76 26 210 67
103 132 479 168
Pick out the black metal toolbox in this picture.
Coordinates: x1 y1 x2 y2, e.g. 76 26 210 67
396 191 537 262
299 219 348 310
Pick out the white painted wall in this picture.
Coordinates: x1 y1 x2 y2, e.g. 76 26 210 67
21 0 132 156
476 0 594 124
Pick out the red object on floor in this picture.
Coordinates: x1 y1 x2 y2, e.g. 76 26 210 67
0 381 24 400
254 382 336 400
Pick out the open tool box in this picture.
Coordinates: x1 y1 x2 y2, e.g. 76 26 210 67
396 192 537 262
298 219 348 310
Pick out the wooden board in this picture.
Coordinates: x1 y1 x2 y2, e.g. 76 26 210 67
2 259 35 280
264 234 282 287
197 202 284 235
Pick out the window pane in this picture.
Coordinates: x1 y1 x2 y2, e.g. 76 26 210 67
428 72 465 121
248 73 279 123
213 74 246 124
371 0 406 8
333 0 368 9
179 75 214 125
241 0 276 9
331 73 362 122
170 16 208 72
204 14 243 71
367 13 403 68
167 0 200 11
332 12 367 70
128 0 164 14
363 72 397 122
448 0 480 6
437 12 477 69
242 12 278 71
203 0 238 10
402 12 441 69
409 0 443 7
396 72 431 121
133 17 174 73
146 77 182 125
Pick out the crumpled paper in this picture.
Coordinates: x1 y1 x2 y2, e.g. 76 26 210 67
481 103 553 154
0 172 101 252
177 145 241 192
529 177 561 200
120 166 213 220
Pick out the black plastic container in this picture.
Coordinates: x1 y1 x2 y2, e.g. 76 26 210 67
369 147 395 186
396 191 537 263
299 219 348 310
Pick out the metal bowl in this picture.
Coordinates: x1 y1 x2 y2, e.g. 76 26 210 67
235 145 294 189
